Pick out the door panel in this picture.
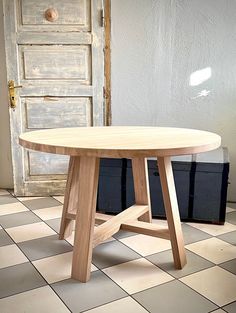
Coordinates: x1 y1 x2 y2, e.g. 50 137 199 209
29 152 69 176
3 0 105 195
20 46 91 82
20 0 90 31
25 97 91 129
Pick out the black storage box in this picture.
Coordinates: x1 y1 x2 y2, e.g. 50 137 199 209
96 147 229 224
97 158 125 213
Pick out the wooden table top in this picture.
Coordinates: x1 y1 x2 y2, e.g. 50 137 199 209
19 126 221 158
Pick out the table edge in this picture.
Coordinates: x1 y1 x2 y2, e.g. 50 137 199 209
19 137 221 158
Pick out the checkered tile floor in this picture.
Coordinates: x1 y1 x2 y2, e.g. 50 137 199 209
0 188 236 313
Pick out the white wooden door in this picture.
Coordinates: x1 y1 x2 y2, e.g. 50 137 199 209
3 0 105 196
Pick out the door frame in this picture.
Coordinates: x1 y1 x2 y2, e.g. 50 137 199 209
104 0 111 126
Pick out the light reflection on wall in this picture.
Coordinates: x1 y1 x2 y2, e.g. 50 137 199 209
191 89 211 99
190 67 212 99
190 67 212 86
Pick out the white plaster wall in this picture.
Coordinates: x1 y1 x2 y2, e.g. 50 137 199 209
111 0 236 200
0 0 13 188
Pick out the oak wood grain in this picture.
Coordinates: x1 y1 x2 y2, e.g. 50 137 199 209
132 158 152 222
93 205 149 247
65 211 170 240
158 156 187 269
19 126 221 158
59 157 79 240
71 156 100 282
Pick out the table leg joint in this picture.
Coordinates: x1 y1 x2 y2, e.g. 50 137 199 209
93 204 149 247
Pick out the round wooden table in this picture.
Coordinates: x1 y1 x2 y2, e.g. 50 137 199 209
19 126 221 282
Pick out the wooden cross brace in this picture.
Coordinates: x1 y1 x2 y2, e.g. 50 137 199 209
65 205 170 248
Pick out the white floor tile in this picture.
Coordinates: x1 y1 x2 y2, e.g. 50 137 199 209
83 297 148 313
52 196 64 204
103 258 173 294
0 190 10 196
0 202 29 216
226 207 236 213
33 206 63 221
152 219 169 227
120 234 171 256
0 286 70 313
0 244 28 269
33 252 97 284
6 222 56 243
180 266 236 306
186 222 236 236
17 197 46 201
186 237 236 264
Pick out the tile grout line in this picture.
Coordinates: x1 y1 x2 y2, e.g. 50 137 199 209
11 194 75 247
80 296 151 313
114 235 218 283
1 195 142 312
98 267 152 313
0 195 74 313
61 237 236 312
2 222 234 310
220 298 236 312
177 276 224 309
184 246 236 270
0 262 70 313
1 192 236 311
1 234 74 313
0 192 63 231
10 247 72 310
103 239 236 309
96 240 201 312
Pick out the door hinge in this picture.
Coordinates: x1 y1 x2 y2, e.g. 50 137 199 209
103 86 110 99
101 4 105 27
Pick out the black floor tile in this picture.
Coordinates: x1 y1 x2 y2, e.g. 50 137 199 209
133 280 217 313
18 235 73 261
0 263 46 299
51 271 127 312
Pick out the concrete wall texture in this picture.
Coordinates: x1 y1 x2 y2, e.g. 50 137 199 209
111 0 236 200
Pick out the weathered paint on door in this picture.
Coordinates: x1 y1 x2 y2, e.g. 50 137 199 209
3 0 105 195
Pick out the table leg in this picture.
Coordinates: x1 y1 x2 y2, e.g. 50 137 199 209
132 158 152 223
158 156 187 269
71 156 100 282
59 157 79 240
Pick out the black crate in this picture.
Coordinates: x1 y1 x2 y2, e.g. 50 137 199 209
190 148 229 223
126 156 192 220
97 158 125 213
96 147 229 224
